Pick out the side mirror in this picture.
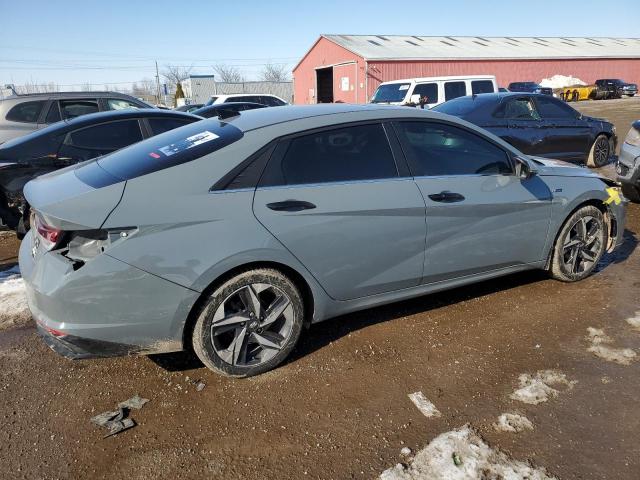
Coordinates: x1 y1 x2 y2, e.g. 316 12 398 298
514 156 537 179
409 94 421 105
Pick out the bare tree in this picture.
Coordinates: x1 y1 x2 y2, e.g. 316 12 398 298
18 81 59 94
260 63 290 82
162 64 193 89
80 82 94 91
213 64 245 83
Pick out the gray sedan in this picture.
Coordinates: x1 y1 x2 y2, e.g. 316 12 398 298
617 120 640 202
19 104 627 377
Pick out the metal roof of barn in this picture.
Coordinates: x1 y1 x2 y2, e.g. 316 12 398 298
322 35 640 61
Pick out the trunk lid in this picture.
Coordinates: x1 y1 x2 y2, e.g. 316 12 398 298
23 162 125 230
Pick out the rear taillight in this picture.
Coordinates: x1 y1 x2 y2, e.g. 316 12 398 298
34 213 63 250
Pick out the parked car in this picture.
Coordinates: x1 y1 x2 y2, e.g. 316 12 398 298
0 92 152 144
617 120 640 202
370 75 497 108
0 109 201 234
192 102 267 119
204 94 288 107
174 104 204 113
507 82 553 95
594 79 638 99
20 104 626 377
433 92 616 167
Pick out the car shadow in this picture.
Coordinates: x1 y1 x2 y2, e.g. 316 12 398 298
595 228 638 272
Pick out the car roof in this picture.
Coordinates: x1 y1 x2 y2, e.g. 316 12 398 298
380 75 495 85
0 109 201 147
2 91 143 100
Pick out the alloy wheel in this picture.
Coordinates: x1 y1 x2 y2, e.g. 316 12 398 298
593 137 609 166
561 215 603 274
209 283 294 367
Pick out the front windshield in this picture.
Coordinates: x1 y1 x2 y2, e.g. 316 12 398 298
371 83 411 103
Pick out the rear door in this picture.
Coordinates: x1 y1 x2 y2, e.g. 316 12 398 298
393 120 552 283
253 122 427 300
532 95 591 161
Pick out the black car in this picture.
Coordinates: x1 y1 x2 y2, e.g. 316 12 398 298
0 109 201 233
191 102 267 119
507 82 553 96
595 79 638 99
433 93 616 167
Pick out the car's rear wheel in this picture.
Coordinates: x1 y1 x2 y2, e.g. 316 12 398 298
192 268 304 377
622 183 640 203
587 134 610 167
549 205 606 282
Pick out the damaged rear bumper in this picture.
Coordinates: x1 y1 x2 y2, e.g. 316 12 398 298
37 324 141 359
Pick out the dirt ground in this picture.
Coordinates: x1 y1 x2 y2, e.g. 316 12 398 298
1 98 639 480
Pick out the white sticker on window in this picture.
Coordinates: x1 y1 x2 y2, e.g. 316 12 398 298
399 84 410 90
158 130 220 157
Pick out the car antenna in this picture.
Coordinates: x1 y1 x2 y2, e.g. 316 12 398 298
217 109 241 120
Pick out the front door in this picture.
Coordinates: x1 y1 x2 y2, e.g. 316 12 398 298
499 96 546 156
253 123 426 300
393 121 552 283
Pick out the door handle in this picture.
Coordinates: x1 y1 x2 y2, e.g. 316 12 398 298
266 200 317 212
428 191 465 203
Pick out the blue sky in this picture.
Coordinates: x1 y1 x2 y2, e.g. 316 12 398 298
0 0 637 89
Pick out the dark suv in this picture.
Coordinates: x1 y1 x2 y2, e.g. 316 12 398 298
594 79 638 99
0 92 152 143
507 82 553 95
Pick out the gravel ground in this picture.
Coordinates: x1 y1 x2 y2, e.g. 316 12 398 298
0 98 639 480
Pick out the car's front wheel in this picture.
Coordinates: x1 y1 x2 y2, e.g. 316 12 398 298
192 268 304 377
549 205 607 282
587 134 610 168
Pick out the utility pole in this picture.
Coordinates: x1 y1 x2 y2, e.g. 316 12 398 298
155 61 162 106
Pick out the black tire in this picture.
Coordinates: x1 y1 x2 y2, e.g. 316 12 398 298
622 183 640 203
587 134 610 168
192 268 304 377
549 206 607 282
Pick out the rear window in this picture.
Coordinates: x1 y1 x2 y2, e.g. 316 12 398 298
75 120 243 187
432 96 482 117
471 80 494 94
6 101 45 123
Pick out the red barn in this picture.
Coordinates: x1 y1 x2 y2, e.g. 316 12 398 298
293 35 640 104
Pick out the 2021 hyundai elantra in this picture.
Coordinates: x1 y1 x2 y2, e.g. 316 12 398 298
19 104 627 377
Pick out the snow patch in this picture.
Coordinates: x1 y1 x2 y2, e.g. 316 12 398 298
510 370 576 405
0 266 30 330
408 392 441 418
539 74 586 89
379 425 555 480
587 327 636 365
493 413 534 433
625 312 640 332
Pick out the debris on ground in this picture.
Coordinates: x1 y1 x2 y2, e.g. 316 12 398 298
510 370 577 405
91 395 149 438
587 327 636 365
408 392 441 418
0 265 30 330
493 413 534 433
379 425 556 480
118 395 149 410
400 447 412 456
625 312 640 331
185 376 206 392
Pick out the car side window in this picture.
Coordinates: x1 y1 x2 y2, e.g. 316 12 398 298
68 119 143 150
5 101 46 123
412 83 438 104
263 96 285 106
394 121 512 176
471 80 494 94
260 123 398 187
494 98 540 120
444 81 467 101
534 96 578 119
147 118 196 136
59 99 99 119
107 98 142 110
45 102 62 124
